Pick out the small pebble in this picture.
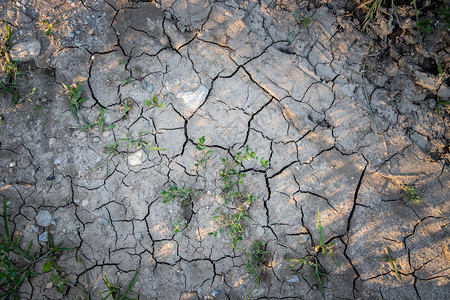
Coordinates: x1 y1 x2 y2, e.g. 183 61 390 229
73 198 80 205
286 275 300 283
134 232 142 240
46 175 55 181
39 231 48 242
36 210 52 227
54 158 61 165
92 137 100 143
9 161 16 167
48 137 56 147
68 32 74 38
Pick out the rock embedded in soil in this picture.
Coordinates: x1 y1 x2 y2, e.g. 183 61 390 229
9 40 41 62
35 210 52 227
128 150 145 166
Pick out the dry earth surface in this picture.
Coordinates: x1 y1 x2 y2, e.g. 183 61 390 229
0 0 449 299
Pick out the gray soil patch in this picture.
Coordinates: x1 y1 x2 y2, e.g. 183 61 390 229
0 0 449 299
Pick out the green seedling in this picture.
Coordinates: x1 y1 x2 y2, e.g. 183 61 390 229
33 104 44 116
245 240 268 277
0 197 71 299
103 132 166 155
63 83 87 122
292 9 312 26
121 98 132 116
172 217 186 235
42 231 72 299
161 184 194 204
123 66 142 85
99 266 140 300
287 255 327 300
209 206 250 246
377 242 403 281
314 209 336 263
194 136 212 168
41 19 61 37
435 96 450 117
0 21 26 105
144 94 165 109
219 146 269 205
401 185 421 204
287 10 312 43
362 0 385 30
0 197 36 299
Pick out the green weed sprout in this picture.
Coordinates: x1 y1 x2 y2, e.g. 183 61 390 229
161 184 194 204
436 96 450 117
63 83 87 122
315 209 336 263
103 132 166 154
41 19 61 37
99 266 140 300
194 136 212 168
401 185 421 204
287 255 327 300
144 95 165 109
381 242 403 281
245 240 268 277
209 206 250 246
0 22 34 105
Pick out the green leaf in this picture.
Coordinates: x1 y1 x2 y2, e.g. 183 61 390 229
73 84 83 101
107 124 115 130
43 261 52 273
157 102 165 109
144 100 152 106
45 29 51 36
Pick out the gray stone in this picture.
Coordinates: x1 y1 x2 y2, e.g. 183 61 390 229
128 150 145 167
286 275 300 283
39 231 48 242
177 85 208 116
35 210 52 227
9 40 41 62
17 11 32 24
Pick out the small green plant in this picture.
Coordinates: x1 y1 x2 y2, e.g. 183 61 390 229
378 242 403 281
42 233 72 299
435 96 450 117
99 266 140 300
0 21 32 105
245 240 268 277
219 146 269 205
209 206 250 246
194 136 212 168
103 131 166 155
362 0 385 30
63 83 87 122
172 217 186 235
287 255 327 300
0 197 71 299
292 9 312 26
314 209 336 261
121 98 132 116
401 184 421 204
0 197 36 299
144 94 165 109
287 10 312 43
161 184 194 204
41 19 61 37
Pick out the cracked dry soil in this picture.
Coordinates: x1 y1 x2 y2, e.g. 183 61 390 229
0 0 449 299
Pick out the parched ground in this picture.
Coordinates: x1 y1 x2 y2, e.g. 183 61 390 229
0 0 449 299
